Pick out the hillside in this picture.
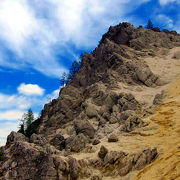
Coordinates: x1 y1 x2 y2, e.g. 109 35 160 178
0 23 180 180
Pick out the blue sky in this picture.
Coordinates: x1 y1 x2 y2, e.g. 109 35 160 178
0 0 179 146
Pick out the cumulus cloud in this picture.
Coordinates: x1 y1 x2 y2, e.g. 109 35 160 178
0 110 24 121
0 0 151 77
0 93 30 110
0 83 60 118
18 83 45 96
0 84 59 112
0 84 60 145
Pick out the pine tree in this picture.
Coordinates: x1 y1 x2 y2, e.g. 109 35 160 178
67 60 81 81
18 113 26 134
25 109 34 131
60 55 83 87
60 72 67 87
18 109 34 136
146 19 153 29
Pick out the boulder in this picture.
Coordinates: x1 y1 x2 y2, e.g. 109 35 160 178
143 148 158 164
68 157 80 180
98 146 108 159
92 90 107 106
65 134 88 152
50 134 65 151
74 120 95 138
118 93 140 111
86 106 98 118
120 115 143 132
6 132 28 146
36 155 57 180
133 148 158 170
103 151 122 165
119 110 136 121
133 153 147 170
30 133 48 146
92 139 100 145
119 163 132 176
108 134 118 142
136 65 158 87
153 91 165 105
109 116 118 124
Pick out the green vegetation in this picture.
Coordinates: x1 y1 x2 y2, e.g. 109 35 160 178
18 109 40 137
18 55 83 137
60 72 68 87
146 19 153 30
19 108 34 135
25 118 41 137
0 151 4 161
67 60 81 81
60 55 83 87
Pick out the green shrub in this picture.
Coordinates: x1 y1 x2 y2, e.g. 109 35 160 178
0 151 5 161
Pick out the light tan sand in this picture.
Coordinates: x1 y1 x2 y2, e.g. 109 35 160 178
72 47 180 180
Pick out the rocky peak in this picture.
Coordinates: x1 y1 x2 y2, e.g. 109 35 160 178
0 22 180 180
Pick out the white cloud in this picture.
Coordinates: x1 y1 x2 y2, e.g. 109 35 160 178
46 88 60 101
0 137 6 147
0 109 38 122
0 0 152 77
0 0 38 54
18 83 45 96
173 14 180 33
0 93 30 110
159 0 180 5
155 14 174 28
0 110 24 121
0 0 67 77
0 121 18 146
0 84 59 113
0 85 60 145
153 14 179 33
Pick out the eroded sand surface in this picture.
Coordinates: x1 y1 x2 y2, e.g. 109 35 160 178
134 77 180 180
72 47 180 179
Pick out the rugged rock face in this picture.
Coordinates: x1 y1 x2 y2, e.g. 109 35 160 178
0 22 180 180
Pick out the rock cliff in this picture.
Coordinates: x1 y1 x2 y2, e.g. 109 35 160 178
0 22 180 180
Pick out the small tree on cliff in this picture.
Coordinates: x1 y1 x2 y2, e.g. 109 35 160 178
60 54 83 87
146 19 153 29
18 109 34 136
60 72 67 87
25 109 34 131
18 114 26 134
67 60 81 81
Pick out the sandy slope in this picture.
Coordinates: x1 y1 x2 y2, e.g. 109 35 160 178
72 47 180 179
134 47 180 180
134 78 180 180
